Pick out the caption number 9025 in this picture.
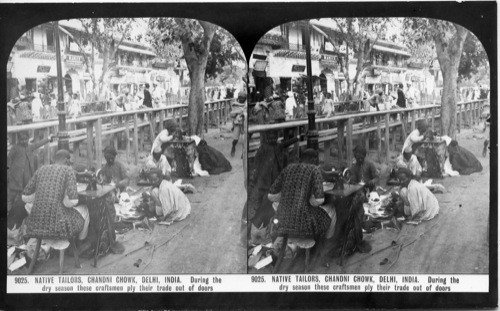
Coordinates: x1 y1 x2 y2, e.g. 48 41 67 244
14 277 28 284
251 276 265 283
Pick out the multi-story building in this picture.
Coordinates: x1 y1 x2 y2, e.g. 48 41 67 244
7 19 186 103
249 19 441 104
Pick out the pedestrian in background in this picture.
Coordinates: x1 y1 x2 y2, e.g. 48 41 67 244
324 92 335 118
143 83 152 108
230 90 247 157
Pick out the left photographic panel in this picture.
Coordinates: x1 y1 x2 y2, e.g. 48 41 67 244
6 18 248 275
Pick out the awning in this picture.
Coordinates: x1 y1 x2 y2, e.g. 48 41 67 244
311 23 329 40
253 60 268 71
365 75 381 84
118 45 156 57
373 45 411 57
59 25 74 40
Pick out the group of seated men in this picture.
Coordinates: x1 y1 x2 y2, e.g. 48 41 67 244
264 118 484 262
7 128 194 259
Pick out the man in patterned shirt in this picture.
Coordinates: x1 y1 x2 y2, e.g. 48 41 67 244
23 149 89 241
268 149 331 239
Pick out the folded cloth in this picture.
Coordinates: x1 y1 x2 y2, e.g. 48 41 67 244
444 157 460 177
193 158 209 177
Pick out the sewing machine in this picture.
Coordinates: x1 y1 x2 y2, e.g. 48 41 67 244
75 169 106 191
322 166 352 190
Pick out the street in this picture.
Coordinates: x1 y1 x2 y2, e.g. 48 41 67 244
28 125 247 274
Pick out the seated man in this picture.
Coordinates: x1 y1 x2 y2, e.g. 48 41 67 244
22 150 89 249
83 145 128 255
145 146 172 177
268 149 330 240
402 120 431 155
349 145 379 186
396 150 423 177
397 168 439 223
447 140 483 175
146 169 191 224
101 145 129 192
8 131 52 229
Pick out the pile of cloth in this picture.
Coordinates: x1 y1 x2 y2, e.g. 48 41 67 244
447 140 483 175
196 139 232 175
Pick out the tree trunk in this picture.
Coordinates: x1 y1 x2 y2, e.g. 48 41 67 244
434 25 468 138
98 46 110 99
187 59 208 136
440 64 459 138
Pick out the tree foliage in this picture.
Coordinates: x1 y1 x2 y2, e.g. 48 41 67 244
458 32 489 82
321 18 389 97
147 18 244 135
403 18 469 137
69 18 134 99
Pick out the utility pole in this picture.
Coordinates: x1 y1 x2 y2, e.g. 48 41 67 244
54 21 69 151
304 21 318 151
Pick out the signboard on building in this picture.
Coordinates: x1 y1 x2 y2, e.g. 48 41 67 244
291 65 305 72
37 65 51 73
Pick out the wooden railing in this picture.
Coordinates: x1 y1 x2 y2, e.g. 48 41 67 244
7 99 235 169
248 100 486 167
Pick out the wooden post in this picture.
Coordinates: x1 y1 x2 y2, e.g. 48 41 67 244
216 102 221 128
472 102 477 125
44 128 51 165
86 121 94 168
346 118 353 167
210 102 215 127
469 103 474 126
224 101 229 124
95 118 103 169
159 110 165 131
149 111 155 141
385 113 390 164
133 114 139 165
363 117 370 151
411 110 416 132
139 127 145 151
376 116 382 163
431 107 436 129
458 104 462 131
125 115 130 164
112 116 118 151
178 108 183 129
337 120 345 167
401 112 407 143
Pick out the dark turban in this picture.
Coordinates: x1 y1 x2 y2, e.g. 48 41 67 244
103 145 117 157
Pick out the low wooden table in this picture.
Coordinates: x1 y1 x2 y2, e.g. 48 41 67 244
78 184 115 267
323 183 365 265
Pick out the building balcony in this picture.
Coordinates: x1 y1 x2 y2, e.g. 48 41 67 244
281 42 306 52
33 44 56 53
258 33 286 48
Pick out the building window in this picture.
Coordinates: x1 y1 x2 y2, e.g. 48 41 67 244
46 28 55 52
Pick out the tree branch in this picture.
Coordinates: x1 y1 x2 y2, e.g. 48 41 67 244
199 20 216 54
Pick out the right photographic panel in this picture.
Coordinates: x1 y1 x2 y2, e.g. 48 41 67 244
246 18 490 275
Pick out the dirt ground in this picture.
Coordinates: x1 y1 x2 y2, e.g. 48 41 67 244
252 128 491 274
27 124 247 275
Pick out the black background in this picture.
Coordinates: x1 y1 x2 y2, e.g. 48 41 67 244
0 2 497 309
